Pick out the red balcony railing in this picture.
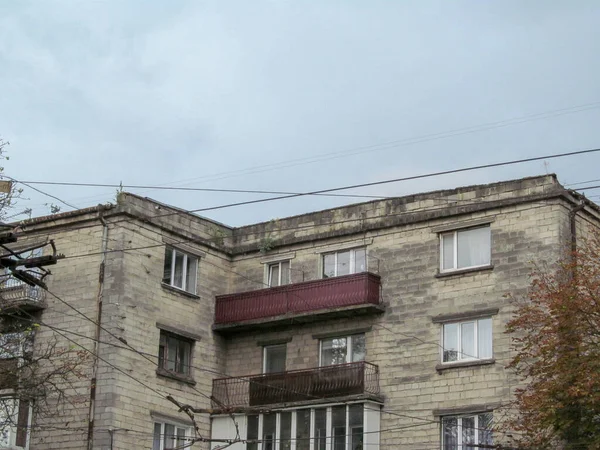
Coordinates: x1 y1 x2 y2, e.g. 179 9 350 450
215 272 381 325
212 361 380 409
0 275 47 312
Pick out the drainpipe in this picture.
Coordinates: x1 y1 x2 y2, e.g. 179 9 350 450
87 208 109 450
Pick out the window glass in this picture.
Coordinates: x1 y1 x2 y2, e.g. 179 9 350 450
462 416 475 450
442 413 493 449
337 250 351 276
442 417 458 450
153 423 162 450
443 323 459 362
443 318 493 363
246 415 258 450
163 248 173 284
167 337 178 371
296 409 311 450
323 253 336 278
442 233 454 270
457 227 490 269
478 318 493 359
322 248 366 278
478 412 494 445
355 248 366 273
173 252 185 288
332 406 346 450
280 260 290 285
314 408 327 450
351 334 366 362
263 413 276 450
159 332 192 375
185 257 198 293
280 411 292 450
461 322 475 360
163 248 198 294
441 226 491 271
349 404 364 450
264 344 286 374
321 337 347 366
269 264 280 286
164 423 175 449
176 427 187 447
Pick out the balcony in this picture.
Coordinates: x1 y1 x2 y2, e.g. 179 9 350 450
0 275 47 313
212 361 380 410
214 272 383 333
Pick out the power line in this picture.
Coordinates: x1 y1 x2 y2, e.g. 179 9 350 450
15 181 389 200
101 147 600 223
12 100 600 211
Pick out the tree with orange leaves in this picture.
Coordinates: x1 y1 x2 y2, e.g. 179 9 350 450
505 231 600 449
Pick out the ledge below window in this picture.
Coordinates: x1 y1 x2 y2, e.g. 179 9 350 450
435 265 494 279
156 368 196 386
160 283 200 300
436 358 495 373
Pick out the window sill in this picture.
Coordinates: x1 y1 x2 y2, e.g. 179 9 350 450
156 368 196 386
436 264 494 278
436 358 495 373
161 283 200 300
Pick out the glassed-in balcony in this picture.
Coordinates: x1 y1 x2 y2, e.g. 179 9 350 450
0 275 47 313
212 361 380 410
214 272 383 333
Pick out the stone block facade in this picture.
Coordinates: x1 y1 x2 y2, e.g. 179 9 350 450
2 174 598 450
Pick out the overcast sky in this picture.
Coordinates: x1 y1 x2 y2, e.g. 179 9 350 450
1 1 599 226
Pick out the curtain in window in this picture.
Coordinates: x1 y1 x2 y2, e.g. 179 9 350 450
443 323 459 362
173 252 185 288
457 227 490 268
185 257 197 293
478 318 493 359
461 322 476 359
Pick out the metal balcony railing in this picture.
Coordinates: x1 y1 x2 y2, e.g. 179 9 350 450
0 274 47 312
215 272 381 325
212 361 380 409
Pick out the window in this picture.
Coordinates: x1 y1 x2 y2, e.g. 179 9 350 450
153 421 192 450
245 404 366 450
158 332 192 376
440 226 491 272
263 344 286 374
323 248 366 278
0 397 30 449
163 248 198 294
442 318 492 363
268 260 290 287
320 334 366 366
442 412 493 450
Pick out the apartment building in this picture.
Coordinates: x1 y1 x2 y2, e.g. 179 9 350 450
0 174 597 450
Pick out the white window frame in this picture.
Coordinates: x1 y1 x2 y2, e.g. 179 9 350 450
267 260 291 287
0 397 31 450
158 331 193 376
163 248 198 294
441 412 493 450
441 318 493 363
439 226 491 272
319 334 365 366
243 403 371 450
262 344 287 374
322 247 366 278
153 420 193 450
